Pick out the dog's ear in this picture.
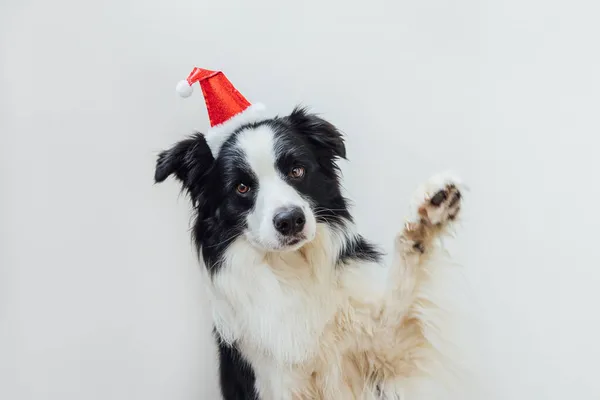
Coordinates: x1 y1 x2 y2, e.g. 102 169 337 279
154 133 214 191
287 106 346 160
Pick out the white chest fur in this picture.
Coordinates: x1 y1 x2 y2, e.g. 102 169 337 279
206 224 350 366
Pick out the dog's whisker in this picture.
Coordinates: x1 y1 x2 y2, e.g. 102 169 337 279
313 209 343 214
314 212 341 218
203 232 241 249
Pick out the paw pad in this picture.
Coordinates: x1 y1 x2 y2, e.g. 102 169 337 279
430 190 448 206
420 183 462 226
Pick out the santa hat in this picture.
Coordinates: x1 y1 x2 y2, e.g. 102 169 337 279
176 67 266 155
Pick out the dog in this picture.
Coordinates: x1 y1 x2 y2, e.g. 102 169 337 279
155 107 463 399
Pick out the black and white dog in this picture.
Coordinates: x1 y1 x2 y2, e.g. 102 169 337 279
155 107 463 399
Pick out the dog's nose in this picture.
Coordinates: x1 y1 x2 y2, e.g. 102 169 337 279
273 207 306 236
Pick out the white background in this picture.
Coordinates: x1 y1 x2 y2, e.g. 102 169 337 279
2 0 599 399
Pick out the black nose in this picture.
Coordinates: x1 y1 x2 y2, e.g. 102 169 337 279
273 207 306 236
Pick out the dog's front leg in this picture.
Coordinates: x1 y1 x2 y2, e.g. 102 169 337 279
388 172 463 316
376 173 464 399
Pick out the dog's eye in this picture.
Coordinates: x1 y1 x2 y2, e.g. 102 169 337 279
289 166 305 179
236 183 250 194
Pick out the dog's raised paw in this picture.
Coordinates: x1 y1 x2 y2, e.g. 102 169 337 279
412 172 463 227
420 184 462 226
399 172 464 254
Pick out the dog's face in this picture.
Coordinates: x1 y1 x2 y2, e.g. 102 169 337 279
225 123 320 251
155 108 349 269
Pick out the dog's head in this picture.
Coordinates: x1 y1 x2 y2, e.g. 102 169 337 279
155 107 350 266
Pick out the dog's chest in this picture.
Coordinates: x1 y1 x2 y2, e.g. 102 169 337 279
210 241 339 365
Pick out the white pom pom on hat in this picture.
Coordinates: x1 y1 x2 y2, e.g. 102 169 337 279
175 79 193 98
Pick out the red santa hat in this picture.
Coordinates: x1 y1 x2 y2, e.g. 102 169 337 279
176 67 266 155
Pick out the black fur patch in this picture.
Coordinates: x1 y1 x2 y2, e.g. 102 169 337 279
338 235 383 265
215 332 258 400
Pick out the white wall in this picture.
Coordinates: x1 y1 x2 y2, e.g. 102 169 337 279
2 0 599 399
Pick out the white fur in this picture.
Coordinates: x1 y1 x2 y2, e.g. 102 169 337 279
207 222 353 399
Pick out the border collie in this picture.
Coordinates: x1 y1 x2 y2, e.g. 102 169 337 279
155 107 463 399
